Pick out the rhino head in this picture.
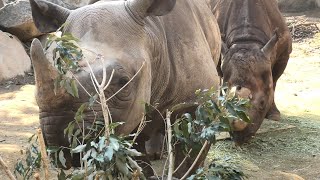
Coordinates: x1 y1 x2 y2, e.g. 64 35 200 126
30 0 176 167
220 32 279 144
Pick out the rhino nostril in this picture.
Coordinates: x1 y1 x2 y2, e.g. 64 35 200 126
236 85 242 91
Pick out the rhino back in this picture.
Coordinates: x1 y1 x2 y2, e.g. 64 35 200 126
156 0 221 106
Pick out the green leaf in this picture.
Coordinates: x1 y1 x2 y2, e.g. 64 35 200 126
200 127 216 141
71 129 81 150
58 169 67 180
71 144 86 153
116 156 129 176
95 153 104 162
109 137 120 151
104 146 114 161
109 122 125 130
124 148 142 157
236 111 251 123
89 94 98 107
28 134 36 143
98 136 106 151
59 150 67 168
91 141 98 149
82 149 92 161
71 79 79 98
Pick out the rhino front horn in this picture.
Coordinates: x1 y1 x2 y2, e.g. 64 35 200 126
30 38 59 83
31 39 61 104
261 28 279 59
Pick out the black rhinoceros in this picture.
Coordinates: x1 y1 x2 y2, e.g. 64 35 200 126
30 0 223 177
211 0 292 144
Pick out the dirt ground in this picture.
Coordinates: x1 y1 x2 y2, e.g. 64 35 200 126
0 11 320 180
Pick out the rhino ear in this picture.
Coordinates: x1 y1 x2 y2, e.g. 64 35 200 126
30 0 71 33
261 28 279 60
127 0 176 20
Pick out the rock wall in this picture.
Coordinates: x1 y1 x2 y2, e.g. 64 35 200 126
0 0 4 8
278 0 320 12
0 0 42 41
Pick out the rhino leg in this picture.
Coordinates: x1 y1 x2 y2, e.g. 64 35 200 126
145 131 164 161
266 51 290 121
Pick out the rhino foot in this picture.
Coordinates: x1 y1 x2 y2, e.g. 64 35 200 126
266 113 281 121
266 108 281 121
266 101 281 121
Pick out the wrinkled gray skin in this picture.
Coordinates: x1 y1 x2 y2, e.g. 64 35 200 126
30 0 221 178
211 0 292 144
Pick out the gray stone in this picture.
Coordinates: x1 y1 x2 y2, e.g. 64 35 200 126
0 0 93 41
0 0 4 9
0 31 31 81
278 0 319 12
0 0 41 41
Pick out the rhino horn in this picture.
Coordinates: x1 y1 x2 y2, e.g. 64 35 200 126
261 28 279 59
126 0 176 20
30 0 71 33
30 39 59 95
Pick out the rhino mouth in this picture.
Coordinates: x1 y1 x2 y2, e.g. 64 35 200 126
231 109 267 145
40 111 74 147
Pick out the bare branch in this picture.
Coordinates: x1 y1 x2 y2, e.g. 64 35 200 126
0 155 16 180
107 61 145 101
104 69 115 91
131 115 147 147
37 128 50 180
166 110 174 180
180 141 209 179
173 148 192 174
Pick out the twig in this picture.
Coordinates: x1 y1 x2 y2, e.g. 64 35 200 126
135 160 160 179
130 115 147 147
37 128 50 180
166 110 174 180
106 61 145 101
98 60 113 144
0 155 16 180
180 140 209 180
173 148 192 174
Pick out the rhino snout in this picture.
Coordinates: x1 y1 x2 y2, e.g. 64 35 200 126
231 86 252 99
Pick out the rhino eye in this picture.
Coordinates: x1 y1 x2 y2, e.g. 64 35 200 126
118 77 130 87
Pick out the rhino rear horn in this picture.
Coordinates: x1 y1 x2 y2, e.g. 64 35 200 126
126 0 176 21
261 28 279 59
30 0 71 33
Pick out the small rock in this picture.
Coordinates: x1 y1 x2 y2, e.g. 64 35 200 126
275 171 305 180
0 31 31 81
